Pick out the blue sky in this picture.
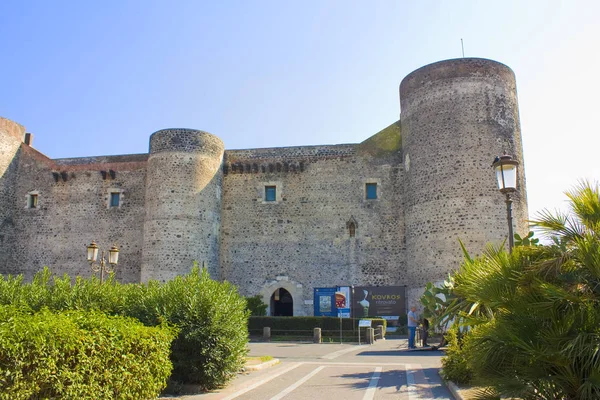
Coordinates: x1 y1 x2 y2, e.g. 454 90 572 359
1 0 599 219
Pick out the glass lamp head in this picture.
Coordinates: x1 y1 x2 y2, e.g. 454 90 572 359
87 241 99 262
492 154 519 193
108 244 119 265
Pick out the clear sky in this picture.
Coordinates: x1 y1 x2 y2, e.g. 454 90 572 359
1 0 598 221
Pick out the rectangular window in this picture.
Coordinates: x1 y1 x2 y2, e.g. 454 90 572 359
28 194 38 208
110 192 120 207
366 183 377 200
265 186 276 202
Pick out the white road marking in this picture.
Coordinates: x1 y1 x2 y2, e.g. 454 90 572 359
362 366 382 400
321 345 363 360
305 361 410 366
269 365 326 400
406 364 419 400
406 363 436 400
221 362 304 400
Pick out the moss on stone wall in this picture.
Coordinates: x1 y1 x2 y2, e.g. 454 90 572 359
358 120 401 158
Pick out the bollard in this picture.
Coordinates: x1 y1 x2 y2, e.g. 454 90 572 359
367 327 375 344
376 324 385 340
313 327 322 343
373 326 380 340
263 327 271 342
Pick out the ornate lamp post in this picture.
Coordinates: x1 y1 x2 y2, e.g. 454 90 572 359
492 154 519 253
86 241 119 283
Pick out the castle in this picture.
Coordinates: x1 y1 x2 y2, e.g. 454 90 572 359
0 58 528 316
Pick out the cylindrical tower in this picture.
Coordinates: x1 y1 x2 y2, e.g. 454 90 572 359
141 128 225 282
400 58 528 301
0 117 26 275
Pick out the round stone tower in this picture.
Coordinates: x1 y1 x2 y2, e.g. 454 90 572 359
141 128 225 282
400 58 528 301
0 117 26 275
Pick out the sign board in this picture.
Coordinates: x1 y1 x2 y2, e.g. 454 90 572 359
358 319 372 327
313 287 337 316
351 286 406 325
335 286 351 318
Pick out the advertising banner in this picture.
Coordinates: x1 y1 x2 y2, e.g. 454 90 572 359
313 287 337 316
351 286 406 324
336 286 351 318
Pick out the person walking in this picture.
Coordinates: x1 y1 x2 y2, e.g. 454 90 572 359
407 306 418 349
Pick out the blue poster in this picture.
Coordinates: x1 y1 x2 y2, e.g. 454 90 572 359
314 287 337 316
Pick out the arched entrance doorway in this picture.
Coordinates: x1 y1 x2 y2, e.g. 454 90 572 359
270 288 293 316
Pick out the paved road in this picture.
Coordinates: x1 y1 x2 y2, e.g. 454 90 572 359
183 339 452 400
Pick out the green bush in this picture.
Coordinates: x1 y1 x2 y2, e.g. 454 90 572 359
0 306 175 400
397 314 408 326
0 268 131 314
440 325 473 385
393 315 408 334
0 265 250 391
246 295 268 316
125 268 250 390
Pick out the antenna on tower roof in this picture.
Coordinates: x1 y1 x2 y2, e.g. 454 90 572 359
461 38 465 58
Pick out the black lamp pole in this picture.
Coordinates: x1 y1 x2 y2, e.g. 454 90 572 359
505 192 514 253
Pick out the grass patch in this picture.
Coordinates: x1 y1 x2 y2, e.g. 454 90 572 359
246 355 274 365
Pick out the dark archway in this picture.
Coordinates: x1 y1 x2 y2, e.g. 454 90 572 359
270 288 293 316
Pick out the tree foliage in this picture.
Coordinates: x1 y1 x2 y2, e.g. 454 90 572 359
423 181 600 399
246 295 268 316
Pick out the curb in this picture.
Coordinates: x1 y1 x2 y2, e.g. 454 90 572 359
438 369 463 400
244 358 280 371
446 380 464 400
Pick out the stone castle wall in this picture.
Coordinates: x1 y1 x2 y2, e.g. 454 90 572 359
0 57 529 315
221 145 405 315
0 118 26 274
7 147 147 282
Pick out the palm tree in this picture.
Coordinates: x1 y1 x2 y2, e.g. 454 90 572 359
431 182 600 399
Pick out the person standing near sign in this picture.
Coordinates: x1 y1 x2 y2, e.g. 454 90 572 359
407 306 418 349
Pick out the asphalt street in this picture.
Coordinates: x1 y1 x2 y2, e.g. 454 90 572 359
181 338 453 400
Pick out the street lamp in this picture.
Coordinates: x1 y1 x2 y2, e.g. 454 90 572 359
86 241 119 283
492 154 519 253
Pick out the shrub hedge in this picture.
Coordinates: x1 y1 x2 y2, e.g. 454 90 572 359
440 325 473 384
249 316 387 338
0 265 250 391
0 306 175 400
125 268 250 389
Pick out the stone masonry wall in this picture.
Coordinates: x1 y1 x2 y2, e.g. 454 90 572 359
10 147 147 282
220 145 405 316
400 58 528 307
141 129 225 282
0 118 26 274
0 57 529 317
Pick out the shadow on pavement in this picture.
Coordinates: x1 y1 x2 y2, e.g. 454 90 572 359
332 367 445 397
357 349 445 357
